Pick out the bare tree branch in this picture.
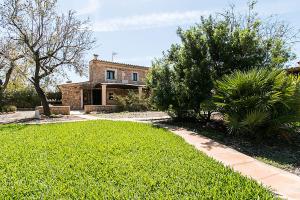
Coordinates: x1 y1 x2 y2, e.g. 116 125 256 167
0 0 96 116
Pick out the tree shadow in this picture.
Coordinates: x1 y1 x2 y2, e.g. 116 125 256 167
0 118 35 132
0 123 29 132
0 118 36 125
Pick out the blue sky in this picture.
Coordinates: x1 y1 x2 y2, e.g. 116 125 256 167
58 0 300 82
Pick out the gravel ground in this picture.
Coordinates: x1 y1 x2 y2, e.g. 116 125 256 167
92 111 170 119
0 111 35 124
0 111 170 124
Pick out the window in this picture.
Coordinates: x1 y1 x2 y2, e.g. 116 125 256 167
107 70 115 80
108 93 114 100
132 72 138 81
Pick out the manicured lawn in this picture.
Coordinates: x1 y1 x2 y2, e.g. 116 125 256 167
0 121 275 199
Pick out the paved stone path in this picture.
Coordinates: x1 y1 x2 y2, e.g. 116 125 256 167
156 123 300 200
0 111 35 124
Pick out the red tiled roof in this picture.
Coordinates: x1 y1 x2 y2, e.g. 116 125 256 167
287 66 300 73
92 59 149 69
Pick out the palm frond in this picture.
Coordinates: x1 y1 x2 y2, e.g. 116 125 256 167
214 67 300 138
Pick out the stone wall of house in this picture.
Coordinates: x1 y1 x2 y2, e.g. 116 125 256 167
89 60 148 85
59 85 139 109
59 59 148 110
59 84 82 109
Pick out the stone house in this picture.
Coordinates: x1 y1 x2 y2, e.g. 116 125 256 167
59 55 149 111
287 61 300 77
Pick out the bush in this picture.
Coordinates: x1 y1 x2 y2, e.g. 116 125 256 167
46 91 62 101
1 105 17 113
214 68 300 139
115 90 149 112
5 88 41 108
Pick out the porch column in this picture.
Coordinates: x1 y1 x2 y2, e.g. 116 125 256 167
80 89 83 109
101 84 107 105
91 90 93 105
138 86 143 100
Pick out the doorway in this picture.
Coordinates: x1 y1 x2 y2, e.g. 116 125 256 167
92 89 101 105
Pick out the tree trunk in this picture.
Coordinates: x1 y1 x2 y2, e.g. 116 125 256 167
33 81 51 116
2 63 15 92
0 86 4 109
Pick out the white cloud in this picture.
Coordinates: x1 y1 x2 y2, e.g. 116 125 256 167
256 0 299 16
115 56 156 65
77 0 102 16
93 10 211 32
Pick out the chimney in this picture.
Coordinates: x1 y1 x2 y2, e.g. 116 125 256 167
93 54 99 60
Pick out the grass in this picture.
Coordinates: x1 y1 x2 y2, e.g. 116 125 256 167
0 121 276 199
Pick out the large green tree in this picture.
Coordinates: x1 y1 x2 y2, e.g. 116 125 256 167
147 59 175 111
148 28 214 119
147 1 297 120
202 2 296 78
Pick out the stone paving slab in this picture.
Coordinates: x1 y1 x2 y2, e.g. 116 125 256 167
156 124 300 200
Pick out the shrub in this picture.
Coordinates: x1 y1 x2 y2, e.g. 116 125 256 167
115 90 149 112
5 89 62 108
1 105 17 113
46 91 62 101
47 91 62 106
199 99 217 122
5 88 41 108
214 68 300 139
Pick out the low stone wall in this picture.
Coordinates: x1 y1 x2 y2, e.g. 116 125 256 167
36 106 70 115
84 105 119 113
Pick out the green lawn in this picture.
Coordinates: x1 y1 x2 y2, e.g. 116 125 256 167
0 121 276 199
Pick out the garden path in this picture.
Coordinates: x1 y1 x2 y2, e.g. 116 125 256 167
0 111 35 124
156 123 300 200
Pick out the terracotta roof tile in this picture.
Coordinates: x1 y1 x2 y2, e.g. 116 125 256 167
91 59 149 69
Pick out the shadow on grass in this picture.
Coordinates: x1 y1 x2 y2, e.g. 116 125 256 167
0 118 36 125
0 123 29 132
157 120 300 176
151 121 230 151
